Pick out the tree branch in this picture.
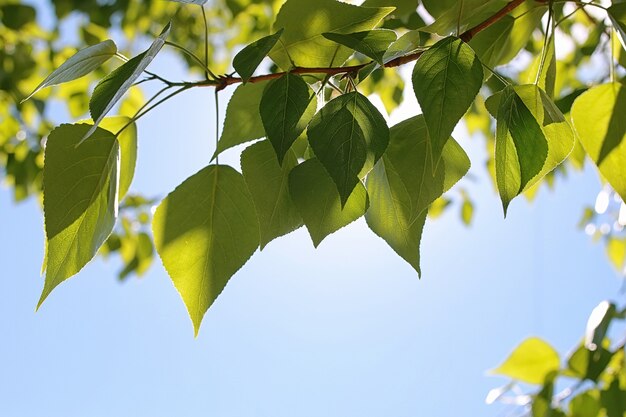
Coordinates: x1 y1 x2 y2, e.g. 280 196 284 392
177 0 527 90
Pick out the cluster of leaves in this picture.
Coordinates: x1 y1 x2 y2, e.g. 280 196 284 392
11 0 626 335
488 300 626 417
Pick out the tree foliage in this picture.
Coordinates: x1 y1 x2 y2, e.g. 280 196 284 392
2 0 626 355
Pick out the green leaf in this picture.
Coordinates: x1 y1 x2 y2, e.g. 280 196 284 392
571 83 626 203
39 124 119 308
22 40 117 102
412 36 483 168
383 30 426 63
85 23 170 141
569 391 601 417
608 3 626 52
469 15 515 69
259 73 317 164
362 0 418 17
98 117 137 200
289 158 369 247
233 29 284 83
566 344 614 383
167 0 207 4
152 165 259 336
214 80 268 157
585 301 616 352
366 115 470 274
424 0 508 36
601 378 626 417
491 337 560 385
487 84 574 214
322 29 397 65
241 141 302 249
308 92 388 206
421 0 456 18
269 0 394 69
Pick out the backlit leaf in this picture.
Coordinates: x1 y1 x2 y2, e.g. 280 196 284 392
214 80 268 157
571 83 626 203
85 23 170 141
152 165 259 336
412 36 483 168
269 0 393 69
492 337 560 385
308 91 389 206
241 141 302 249
366 115 470 274
289 158 368 247
608 3 626 52
23 40 117 102
40 124 119 307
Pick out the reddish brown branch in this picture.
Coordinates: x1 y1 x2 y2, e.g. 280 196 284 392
197 0 528 90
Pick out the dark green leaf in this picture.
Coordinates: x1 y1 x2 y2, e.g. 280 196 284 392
412 36 483 168
23 40 117 102
39 124 119 308
323 29 397 65
233 29 284 83
167 0 207 4
609 3 626 52
86 23 170 141
214 80 268 157
152 165 259 336
289 158 369 247
308 92 389 206
566 344 614 382
0 4 35 30
601 378 626 417
259 73 317 164
241 141 302 249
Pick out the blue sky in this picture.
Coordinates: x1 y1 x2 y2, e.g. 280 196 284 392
1 10 624 416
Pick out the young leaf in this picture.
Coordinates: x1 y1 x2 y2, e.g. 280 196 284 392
486 84 574 214
241 141 302 249
39 123 119 308
289 158 369 247
308 91 389 206
85 22 171 141
213 80 268 158
152 165 259 336
259 73 316 164
233 29 284 83
269 0 393 69
491 337 560 385
322 29 397 65
366 115 470 274
412 36 483 168
571 83 626 203
22 40 117 102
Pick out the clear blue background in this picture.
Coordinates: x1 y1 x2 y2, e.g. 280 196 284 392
0 7 623 415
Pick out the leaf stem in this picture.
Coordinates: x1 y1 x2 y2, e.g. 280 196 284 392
214 89 220 165
200 5 218 80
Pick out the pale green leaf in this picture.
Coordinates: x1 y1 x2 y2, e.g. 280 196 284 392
365 115 470 274
289 158 369 247
214 80 268 157
362 0 418 17
323 29 397 65
383 30 425 63
152 165 259 336
491 337 560 385
308 91 389 206
241 141 302 249
571 83 626 203
39 123 119 308
23 40 117 102
259 73 316 164
85 23 170 141
98 117 137 200
269 0 393 69
412 36 483 168
233 29 284 83
608 3 626 52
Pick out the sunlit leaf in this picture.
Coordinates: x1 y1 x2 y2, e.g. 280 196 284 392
289 158 368 247
152 165 259 336
323 29 397 65
241 141 302 249
491 337 560 385
23 40 117 102
40 124 119 308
